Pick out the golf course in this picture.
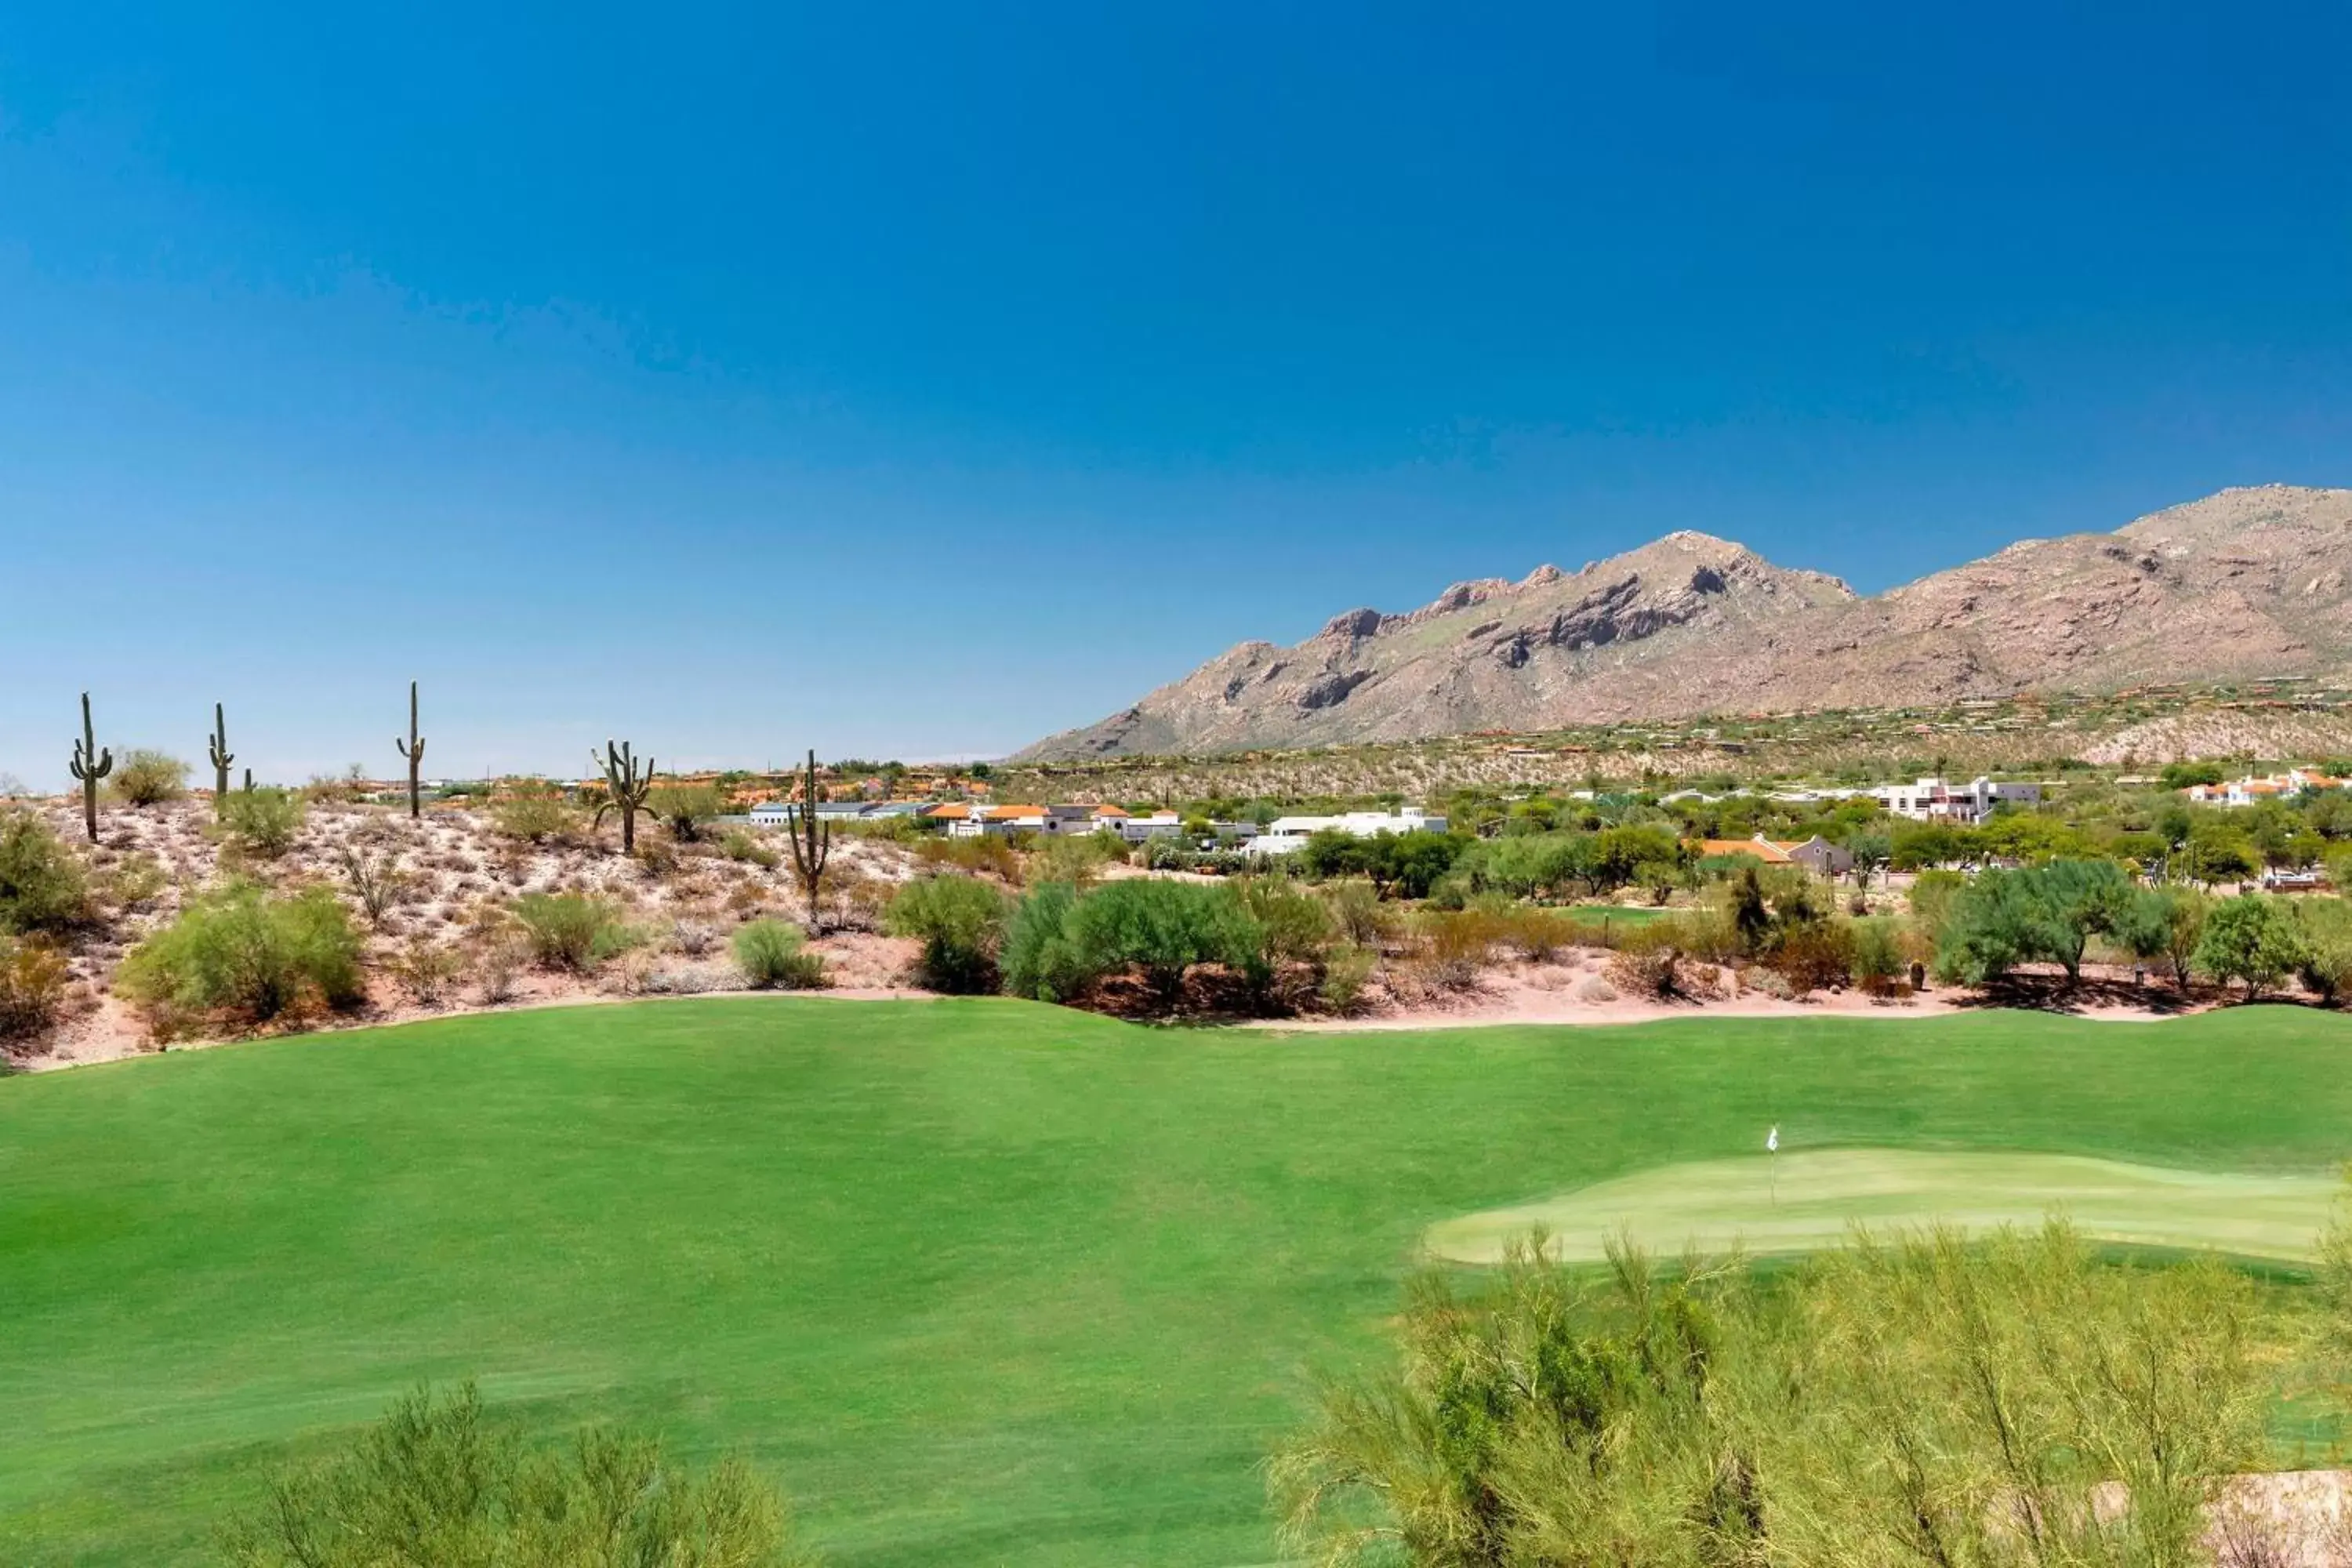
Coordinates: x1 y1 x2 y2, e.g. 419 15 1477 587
4 998 2350 1566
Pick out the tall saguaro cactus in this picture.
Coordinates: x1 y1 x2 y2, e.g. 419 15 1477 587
593 739 655 853
395 681 426 819
789 748 832 928
69 691 111 843
208 702 235 818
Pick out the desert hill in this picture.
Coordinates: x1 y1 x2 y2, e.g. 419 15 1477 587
1017 485 2352 760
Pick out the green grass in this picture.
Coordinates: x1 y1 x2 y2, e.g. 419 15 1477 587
4 1000 2352 1566
1428 1149 2348 1265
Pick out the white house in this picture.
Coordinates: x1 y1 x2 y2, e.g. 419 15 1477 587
2185 769 2350 808
1248 806 1449 855
1871 776 2040 826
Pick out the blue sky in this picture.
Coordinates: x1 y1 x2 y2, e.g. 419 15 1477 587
3 4 2349 783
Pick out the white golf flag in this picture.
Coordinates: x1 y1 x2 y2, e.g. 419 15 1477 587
1766 1125 1779 1153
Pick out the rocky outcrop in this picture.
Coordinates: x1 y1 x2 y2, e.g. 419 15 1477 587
1013 486 2352 760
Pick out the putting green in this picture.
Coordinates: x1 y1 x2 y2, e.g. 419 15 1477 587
1426 1149 2348 1265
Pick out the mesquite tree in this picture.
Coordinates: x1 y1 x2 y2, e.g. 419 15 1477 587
788 748 832 928
208 702 235 819
593 739 655 853
395 681 426 819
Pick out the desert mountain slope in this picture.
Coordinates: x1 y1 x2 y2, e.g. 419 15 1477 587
1018 485 2352 759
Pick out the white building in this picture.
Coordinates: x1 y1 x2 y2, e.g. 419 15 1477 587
1870 776 2040 826
1247 806 1449 855
2184 769 2350 808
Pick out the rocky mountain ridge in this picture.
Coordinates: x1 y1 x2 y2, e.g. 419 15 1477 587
1017 485 2352 759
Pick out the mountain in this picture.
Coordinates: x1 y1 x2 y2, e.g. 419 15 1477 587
1015 485 2352 760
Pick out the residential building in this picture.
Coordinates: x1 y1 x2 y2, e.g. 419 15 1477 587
1693 833 1856 876
749 800 928 828
1046 803 1132 835
2184 769 2350 808
1247 806 1449 855
925 803 1053 837
1871 776 2040 825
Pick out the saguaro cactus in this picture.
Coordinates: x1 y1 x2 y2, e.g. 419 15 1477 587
593 739 655 853
69 691 111 843
208 702 235 818
788 749 832 928
395 681 426 820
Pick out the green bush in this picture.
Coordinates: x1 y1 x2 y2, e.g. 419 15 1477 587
2194 893 2307 1000
648 784 726 843
722 829 782 869
732 918 826 990
219 1381 809 1568
2295 897 2352 1005
118 883 363 1027
510 893 636 972
0 810 92 935
1000 881 1095 1002
1063 878 1261 1004
884 875 1011 993
111 749 189 807
1848 914 1906 989
219 786 307 858
491 782 578 844
1316 942 1377 1014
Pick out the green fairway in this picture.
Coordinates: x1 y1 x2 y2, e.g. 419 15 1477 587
1428 1148 2348 1265
4 1000 2351 1566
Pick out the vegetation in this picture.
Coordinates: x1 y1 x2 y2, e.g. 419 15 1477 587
2194 893 2310 999
3 1003 2350 1566
732 917 827 990
590 739 655 854
68 689 111 841
220 1381 812 1568
787 749 832 927
219 786 307 858
111 748 189 808
1272 1225 2263 1567
491 780 579 844
0 935 68 1040
116 882 363 1029
395 679 426 819
208 702 234 818
510 892 636 972
647 782 725 843
0 809 92 935
884 875 1011 993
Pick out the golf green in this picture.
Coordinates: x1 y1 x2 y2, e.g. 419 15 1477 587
3 998 2350 1566
1428 1148 2347 1264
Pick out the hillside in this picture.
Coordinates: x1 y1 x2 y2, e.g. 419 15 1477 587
1018 484 2352 759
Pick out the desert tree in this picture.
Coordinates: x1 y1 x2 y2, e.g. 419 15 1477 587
68 691 111 843
394 681 426 820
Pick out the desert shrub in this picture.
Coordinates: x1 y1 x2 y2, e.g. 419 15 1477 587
1272 1226 2259 1568
0 936 69 1041
1765 917 1855 994
336 844 408 927
111 749 189 807
1026 830 1123 888
510 892 637 972
1606 944 1682 1000
2118 884 2209 988
1411 909 1508 991
1064 878 1263 1004
96 851 169 913
118 883 363 1028
491 782 577 844
2194 894 2308 1000
915 833 1022 880
1497 907 1575 962
731 918 827 989
1848 915 1906 991
1322 880 1396 948
647 783 725 843
1904 868 1969 946
884 874 1012 993
0 810 92 935
390 938 466 1007
1000 881 1098 1003
218 1381 808 1568
220 786 307 858
1236 876 1333 967
721 829 782 869
670 919 720 957
1317 943 1377 1014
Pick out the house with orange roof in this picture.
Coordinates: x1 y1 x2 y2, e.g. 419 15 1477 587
2185 768 2350 808
1693 833 1854 877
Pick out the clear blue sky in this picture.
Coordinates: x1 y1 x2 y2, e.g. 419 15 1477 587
5 4 2349 784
